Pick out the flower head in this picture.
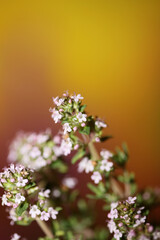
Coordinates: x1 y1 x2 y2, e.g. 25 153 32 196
29 205 41 218
8 130 57 170
91 171 102 184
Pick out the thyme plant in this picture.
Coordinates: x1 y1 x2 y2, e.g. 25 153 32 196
0 91 160 240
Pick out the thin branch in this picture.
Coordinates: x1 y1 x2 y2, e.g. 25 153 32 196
36 218 54 239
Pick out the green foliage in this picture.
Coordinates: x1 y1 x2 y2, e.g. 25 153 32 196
16 201 29 216
69 189 79 202
71 149 86 164
80 104 87 112
16 218 32 226
51 160 68 173
24 182 36 190
112 143 129 167
87 182 106 199
79 126 90 135
93 228 109 240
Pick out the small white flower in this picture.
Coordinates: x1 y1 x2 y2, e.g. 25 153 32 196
127 230 136 239
126 196 137 204
16 177 28 187
111 202 118 210
37 134 49 144
53 146 63 157
53 135 61 144
61 138 72 156
63 123 72 134
3 169 11 178
29 205 41 218
133 216 146 228
100 159 113 172
100 150 113 160
9 208 18 225
114 229 122 240
15 165 25 173
10 164 16 173
43 147 52 159
53 97 64 106
40 211 50 221
95 120 107 128
91 171 102 184
15 193 25 205
20 144 31 155
48 207 58 219
2 194 8 206
153 230 160 240
78 157 94 173
71 94 83 103
39 189 51 198
51 109 62 123
34 156 46 169
108 208 118 219
140 216 146 223
52 189 61 198
29 147 41 159
85 160 94 173
78 157 88 173
11 233 21 240
107 220 117 233
77 112 87 123
62 177 77 189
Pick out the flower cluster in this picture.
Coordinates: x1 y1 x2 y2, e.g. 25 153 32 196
0 91 160 240
107 196 148 240
78 149 113 184
127 224 160 240
35 189 58 221
8 207 31 226
50 92 107 150
0 164 36 208
52 134 73 156
0 164 59 227
8 130 57 170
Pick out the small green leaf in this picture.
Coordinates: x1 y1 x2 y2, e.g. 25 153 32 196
16 201 29 216
80 104 87 112
24 182 36 190
51 160 68 173
100 135 112 142
16 219 32 226
55 207 62 211
71 149 86 164
55 230 64 237
79 126 90 135
87 183 102 196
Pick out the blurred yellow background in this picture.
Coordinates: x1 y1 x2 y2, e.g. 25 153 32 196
0 0 160 238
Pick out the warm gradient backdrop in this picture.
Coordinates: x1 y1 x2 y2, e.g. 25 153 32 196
0 1 160 239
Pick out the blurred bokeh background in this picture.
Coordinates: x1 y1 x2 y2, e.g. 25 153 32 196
0 1 160 239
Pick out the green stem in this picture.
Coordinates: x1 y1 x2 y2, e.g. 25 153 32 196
36 218 54 239
88 142 100 161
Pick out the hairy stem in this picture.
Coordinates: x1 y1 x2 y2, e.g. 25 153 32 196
36 218 54 239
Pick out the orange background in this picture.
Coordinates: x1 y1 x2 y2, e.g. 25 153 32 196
0 1 160 239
